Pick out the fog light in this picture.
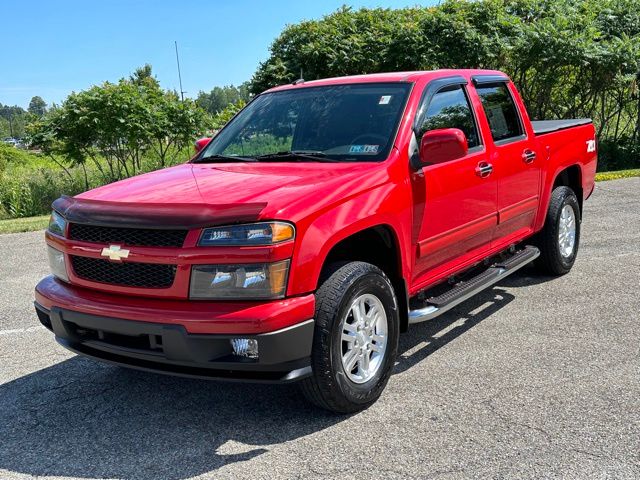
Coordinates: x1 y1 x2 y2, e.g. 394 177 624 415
230 338 259 359
47 246 69 282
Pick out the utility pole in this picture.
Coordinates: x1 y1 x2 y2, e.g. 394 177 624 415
8 114 13 138
174 41 186 101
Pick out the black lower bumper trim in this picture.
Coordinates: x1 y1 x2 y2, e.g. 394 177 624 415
36 303 314 384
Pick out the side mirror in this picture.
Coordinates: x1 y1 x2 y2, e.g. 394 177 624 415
195 137 212 153
418 128 468 167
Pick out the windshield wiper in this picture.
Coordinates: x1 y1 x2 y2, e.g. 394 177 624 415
196 154 256 163
254 151 338 163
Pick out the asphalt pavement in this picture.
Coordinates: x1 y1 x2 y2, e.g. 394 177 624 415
0 178 638 479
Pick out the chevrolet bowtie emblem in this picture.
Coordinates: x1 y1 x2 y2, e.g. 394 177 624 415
101 245 130 262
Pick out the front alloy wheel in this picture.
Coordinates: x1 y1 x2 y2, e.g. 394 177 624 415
301 261 399 413
340 293 388 384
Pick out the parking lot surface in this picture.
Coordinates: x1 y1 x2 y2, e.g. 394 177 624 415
1 178 639 479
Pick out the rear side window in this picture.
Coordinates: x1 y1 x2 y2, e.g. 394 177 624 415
417 85 481 149
476 83 524 142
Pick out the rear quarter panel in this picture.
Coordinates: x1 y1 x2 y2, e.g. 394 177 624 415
534 123 597 231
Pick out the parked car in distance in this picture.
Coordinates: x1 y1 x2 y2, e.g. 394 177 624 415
36 69 597 413
3 137 21 147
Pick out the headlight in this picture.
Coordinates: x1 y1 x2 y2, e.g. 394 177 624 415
48 211 67 237
198 222 294 246
47 246 69 282
190 260 290 300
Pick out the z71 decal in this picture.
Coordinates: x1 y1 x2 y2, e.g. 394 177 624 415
586 139 596 153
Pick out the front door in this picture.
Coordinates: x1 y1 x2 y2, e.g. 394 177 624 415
411 79 497 290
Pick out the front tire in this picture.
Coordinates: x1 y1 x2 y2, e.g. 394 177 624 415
301 262 399 413
535 186 581 275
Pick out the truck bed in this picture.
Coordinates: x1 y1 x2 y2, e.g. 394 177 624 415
532 119 592 135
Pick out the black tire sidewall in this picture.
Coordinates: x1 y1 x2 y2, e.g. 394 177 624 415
550 188 581 271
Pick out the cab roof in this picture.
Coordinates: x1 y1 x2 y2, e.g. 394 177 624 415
263 69 508 93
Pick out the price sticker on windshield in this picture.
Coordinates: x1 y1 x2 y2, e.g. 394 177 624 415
379 95 392 105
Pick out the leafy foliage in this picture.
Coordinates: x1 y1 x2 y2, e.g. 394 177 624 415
210 100 247 130
27 65 209 183
27 96 47 117
4 1 640 222
0 165 86 218
0 103 30 138
196 83 251 115
250 0 640 169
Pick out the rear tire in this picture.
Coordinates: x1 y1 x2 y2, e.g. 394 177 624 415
535 186 581 275
301 262 399 413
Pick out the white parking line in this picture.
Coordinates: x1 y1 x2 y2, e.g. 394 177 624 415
0 326 45 336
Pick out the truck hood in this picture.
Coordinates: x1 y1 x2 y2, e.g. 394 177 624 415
75 162 387 224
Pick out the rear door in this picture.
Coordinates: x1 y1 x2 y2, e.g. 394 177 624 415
471 77 541 247
410 77 497 289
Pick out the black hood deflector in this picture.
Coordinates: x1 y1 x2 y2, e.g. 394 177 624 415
52 196 268 230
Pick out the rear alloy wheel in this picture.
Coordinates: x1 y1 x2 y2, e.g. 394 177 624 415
301 262 399 413
535 186 581 275
558 204 577 259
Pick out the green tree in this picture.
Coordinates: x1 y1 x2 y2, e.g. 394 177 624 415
0 104 29 138
196 82 251 114
211 100 246 130
249 0 640 169
27 96 47 117
27 65 209 182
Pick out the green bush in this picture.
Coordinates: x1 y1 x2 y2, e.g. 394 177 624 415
0 144 195 219
597 137 640 172
0 168 86 218
0 143 34 166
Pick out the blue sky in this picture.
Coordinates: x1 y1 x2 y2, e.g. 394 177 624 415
3 0 437 109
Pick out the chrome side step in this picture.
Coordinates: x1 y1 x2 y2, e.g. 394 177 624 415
408 246 540 324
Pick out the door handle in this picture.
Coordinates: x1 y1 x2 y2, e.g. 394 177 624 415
522 149 536 164
475 162 493 178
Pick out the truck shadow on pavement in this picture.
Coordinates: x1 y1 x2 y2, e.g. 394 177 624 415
0 287 517 480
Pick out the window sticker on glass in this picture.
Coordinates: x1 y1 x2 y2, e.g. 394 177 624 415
349 145 380 154
486 105 509 139
379 95 392 105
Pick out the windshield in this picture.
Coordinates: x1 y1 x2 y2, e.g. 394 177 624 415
199 82 412 162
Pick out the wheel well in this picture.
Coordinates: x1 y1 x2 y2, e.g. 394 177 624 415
320 226 409 332
553 165 583 213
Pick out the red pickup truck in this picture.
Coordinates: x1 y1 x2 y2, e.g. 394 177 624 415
35 69 597 413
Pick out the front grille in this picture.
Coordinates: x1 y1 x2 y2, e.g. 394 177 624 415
71 256 177 288
69 223 187 247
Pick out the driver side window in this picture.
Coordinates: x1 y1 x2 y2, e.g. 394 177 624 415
417 85 481 149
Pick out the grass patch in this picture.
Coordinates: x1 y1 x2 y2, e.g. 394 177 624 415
595 168 640 182
0 215 49 234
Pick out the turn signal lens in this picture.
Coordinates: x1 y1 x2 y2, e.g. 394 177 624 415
270 223 295 243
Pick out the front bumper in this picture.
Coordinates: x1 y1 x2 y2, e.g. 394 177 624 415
34 275 316 383
35 303 314 383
